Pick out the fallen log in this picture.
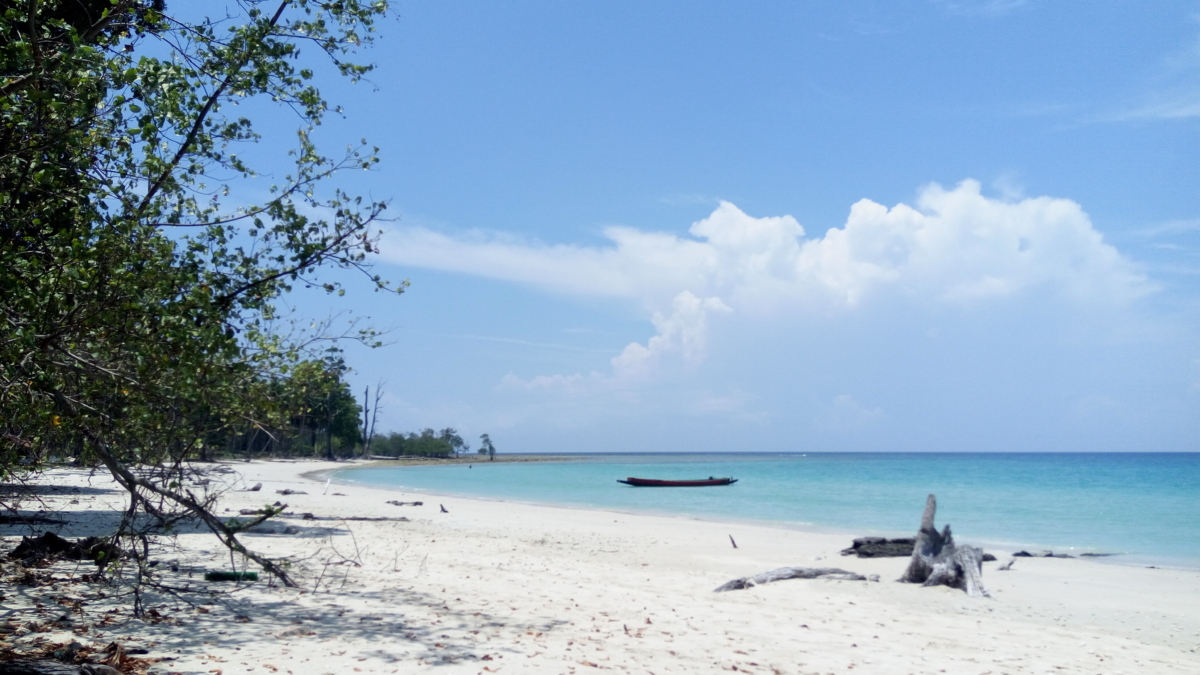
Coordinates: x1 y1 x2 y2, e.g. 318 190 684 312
898 494 990 598
385 500 423 506
714 567 875 592
840 536 915 558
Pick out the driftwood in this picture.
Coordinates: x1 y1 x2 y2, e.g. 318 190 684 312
0 661 119 675
243 482 263 492
275 489 306 496
898 494 990 597
337 516 410 522
843 536 996 561
714 567 874 592
840 536 915 558
1013 550 1075 558
385 500 423 506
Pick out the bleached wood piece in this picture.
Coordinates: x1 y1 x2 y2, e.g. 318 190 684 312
714 567 868 592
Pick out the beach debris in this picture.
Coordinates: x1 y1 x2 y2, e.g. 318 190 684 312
226 504 287 534
1012 550 1075 558
7 533 120 568
204 571 259 582
897 494 991 598
998 558 1016 571
714 567 871 592
0 659 121 674
244 482 263 492
339 516 410 522
840 536 915 558
728 535 738 549
385 500 423 506
275 489 307 496
0 637 153 674
440 504 449 513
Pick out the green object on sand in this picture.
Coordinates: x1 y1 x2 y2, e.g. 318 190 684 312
204 571 259 582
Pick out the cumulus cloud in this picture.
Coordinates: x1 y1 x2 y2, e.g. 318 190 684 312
500 290 730 390
611 291 731 379
384 180 1147 309
382 180 1148 386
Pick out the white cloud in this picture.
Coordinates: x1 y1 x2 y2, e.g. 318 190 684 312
383 180 1148 312
382 181 1148 389
611 291 731 379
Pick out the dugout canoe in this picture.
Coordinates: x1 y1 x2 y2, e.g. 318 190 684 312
617 476 737 487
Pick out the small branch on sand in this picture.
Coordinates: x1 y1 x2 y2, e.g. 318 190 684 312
898 494 990 598
714 567 877 592
728 535 738 549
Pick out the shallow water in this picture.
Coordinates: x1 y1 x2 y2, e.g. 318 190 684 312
335 453 1200 567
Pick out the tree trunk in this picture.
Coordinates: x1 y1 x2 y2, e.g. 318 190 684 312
898 494 990 598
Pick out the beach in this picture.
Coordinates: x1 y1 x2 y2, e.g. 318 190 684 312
3 460 1198 674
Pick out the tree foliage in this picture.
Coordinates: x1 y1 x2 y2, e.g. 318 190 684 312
370 427 468 458
0 0 396 585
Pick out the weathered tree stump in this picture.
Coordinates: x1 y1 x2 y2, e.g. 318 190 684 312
714 567 873 592
898 494 990 598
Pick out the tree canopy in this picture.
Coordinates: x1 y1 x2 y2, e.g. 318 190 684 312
1 0 397 584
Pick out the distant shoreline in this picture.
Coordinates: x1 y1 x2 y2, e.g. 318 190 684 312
299 453 574 483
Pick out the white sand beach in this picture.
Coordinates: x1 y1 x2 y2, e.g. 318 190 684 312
3 460 1198 675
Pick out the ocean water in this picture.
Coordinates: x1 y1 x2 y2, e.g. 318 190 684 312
334 453 1200 567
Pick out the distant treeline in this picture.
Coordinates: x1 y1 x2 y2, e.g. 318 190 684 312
368 428 467 458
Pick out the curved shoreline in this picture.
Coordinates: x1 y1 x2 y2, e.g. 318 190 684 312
312 459 1197 571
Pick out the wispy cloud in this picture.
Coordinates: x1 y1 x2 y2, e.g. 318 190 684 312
1112 23 1200 121
931 0 1028 19
1133 218 1200 239
816 394 885 431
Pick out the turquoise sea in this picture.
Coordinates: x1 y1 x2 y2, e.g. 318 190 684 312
334 453 1200 567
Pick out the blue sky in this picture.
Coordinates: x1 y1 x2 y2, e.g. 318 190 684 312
278 0 1199 452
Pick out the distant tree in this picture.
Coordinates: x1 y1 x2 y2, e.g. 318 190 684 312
438 428 466 456
479 433 496 461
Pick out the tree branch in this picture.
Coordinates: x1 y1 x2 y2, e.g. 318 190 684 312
136 0 292 217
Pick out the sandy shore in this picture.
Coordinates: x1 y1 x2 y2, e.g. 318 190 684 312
2 460 1198 674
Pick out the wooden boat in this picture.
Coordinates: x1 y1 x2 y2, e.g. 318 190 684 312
617 476 737 487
